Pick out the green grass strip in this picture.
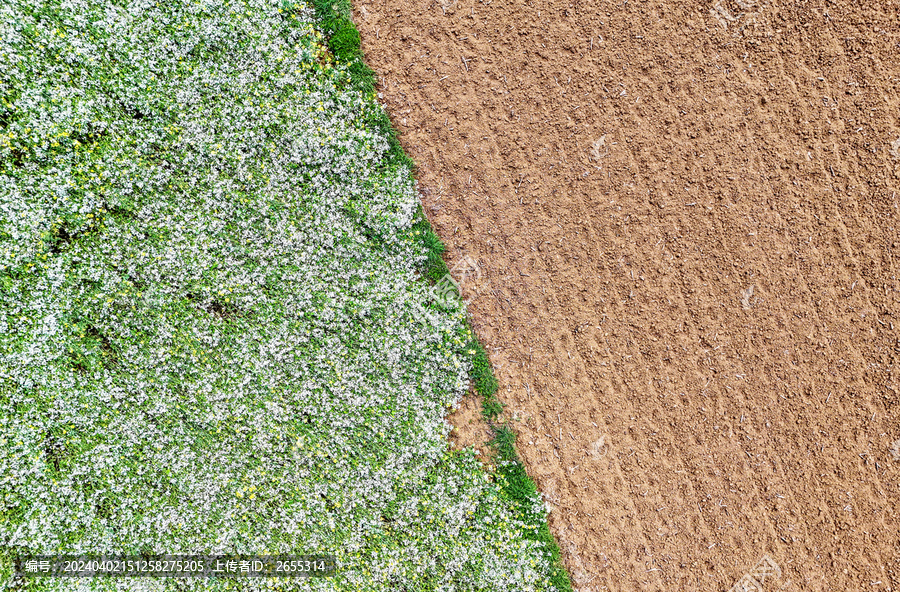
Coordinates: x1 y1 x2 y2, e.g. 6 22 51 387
305 0 414 172
489 425 573 592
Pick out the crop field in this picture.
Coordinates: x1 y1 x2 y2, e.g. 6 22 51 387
0 0 571 590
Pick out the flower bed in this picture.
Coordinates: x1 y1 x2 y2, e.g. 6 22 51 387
0 0 560 589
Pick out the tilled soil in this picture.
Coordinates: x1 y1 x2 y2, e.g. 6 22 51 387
352 0 900 589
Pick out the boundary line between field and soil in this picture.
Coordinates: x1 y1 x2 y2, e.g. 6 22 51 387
306 0 574 589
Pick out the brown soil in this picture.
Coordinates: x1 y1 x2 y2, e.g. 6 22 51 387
447 385 496 468
352 0 900 590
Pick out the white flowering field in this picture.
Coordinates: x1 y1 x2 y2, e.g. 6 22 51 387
0 0 564 590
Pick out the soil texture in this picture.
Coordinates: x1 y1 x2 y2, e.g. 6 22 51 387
353 0 900 589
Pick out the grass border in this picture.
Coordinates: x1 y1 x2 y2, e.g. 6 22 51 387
302 0 414 172
304 1 575 590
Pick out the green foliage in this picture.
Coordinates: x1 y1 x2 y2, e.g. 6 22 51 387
309 0 414 172
470 339 499 399
329 21 361 62
490 426 574 592
481 397 503 421
0 550 12 590
406 204 449 282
